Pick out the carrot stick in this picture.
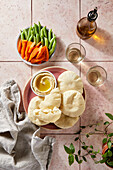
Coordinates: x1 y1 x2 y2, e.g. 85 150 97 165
31 58 43 64
29 47 40 61
36 46 46 59
36 42 41 48
17 39 22 54
45 46 49 61
25 41 33 61
28 42 35 53
21 40 27 59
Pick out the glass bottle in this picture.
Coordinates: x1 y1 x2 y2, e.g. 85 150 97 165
76 7 98 40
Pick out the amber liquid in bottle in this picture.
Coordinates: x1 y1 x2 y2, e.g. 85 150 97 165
77 17 97 39
76 8 98 40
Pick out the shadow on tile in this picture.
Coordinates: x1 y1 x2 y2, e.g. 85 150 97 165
84 27 113 57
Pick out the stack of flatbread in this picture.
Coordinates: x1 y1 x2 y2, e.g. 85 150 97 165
28 71 85 129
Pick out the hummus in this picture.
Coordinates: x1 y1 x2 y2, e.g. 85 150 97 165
32 72 56 96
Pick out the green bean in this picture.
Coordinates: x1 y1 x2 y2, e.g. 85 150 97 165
28 35 33 41
49 39 56 56
38 22 41 34
34 23 38 34
43 26 47 38
28 26 32 39
36 33 40 44
34 36 37 44
49 36 56 50
52 32 56 38
31 30 35 36
44 37 49 48
40 28 44 38
41 37 44 46
21 32 25 40
23 29 28 40
48 29 52 42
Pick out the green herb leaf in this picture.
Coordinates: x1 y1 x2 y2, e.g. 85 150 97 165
68 154 74 166
82 142 85 145
69 143 75 154
95 128 98 131
105 113 113 120
107 161 113 167
91 155 96 158
107 141 112 149
86 134 89 138
80 126 86 129
75 154 78 162
104 121 110 125
100 158 108 163
82 146 88 150
88 150 92 154
108 133 113 137
102 138 107 144
90 145 93 149
78 150 81 155
108 150 113 157
78 160 83 164
102 152 108 158
82 156 87 162
75 137 79 141
64 145 72 154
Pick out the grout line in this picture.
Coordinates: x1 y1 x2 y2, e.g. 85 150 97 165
31 0 32 25
1 60 113 63
40 133 105 135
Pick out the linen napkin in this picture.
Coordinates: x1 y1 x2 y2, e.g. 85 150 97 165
0 80 55 170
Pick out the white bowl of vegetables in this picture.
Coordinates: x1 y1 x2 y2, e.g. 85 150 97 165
17 22 56 66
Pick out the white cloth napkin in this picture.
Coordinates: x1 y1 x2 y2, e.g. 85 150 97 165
0 80 55 170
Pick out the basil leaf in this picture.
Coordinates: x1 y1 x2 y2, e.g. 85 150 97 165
64 145 72 154
68 154 74 166
104 121 109 125
69 143 75 154
105 113 113 120
90 145 93 149
108 133 113 137
107 161 113 167
102 138 107 144
108 150 112 157
75 137 79 141
82 156 87 162
107 141 112 149
100 158 108 163
91 155 96 158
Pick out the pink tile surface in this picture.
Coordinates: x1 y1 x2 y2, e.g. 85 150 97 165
32 0 79 61
80 134 112 170
47 135 79 170
0 0 31 61
81 62 113 133
0 62 31 92
80 0 113 61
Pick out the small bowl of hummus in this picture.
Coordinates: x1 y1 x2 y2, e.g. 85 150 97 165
31 71 57 97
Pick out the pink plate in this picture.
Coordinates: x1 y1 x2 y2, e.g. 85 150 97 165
23 66 85 130
23 66 68 130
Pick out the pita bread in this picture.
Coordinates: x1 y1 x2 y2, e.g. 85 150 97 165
55 113 79 129
28 96 48 126
58 71 83 93
61 90 85 117
33 107 61 123
39 88 61 109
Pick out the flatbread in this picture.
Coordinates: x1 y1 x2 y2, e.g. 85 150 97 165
58 71 83 93
39 88 61 109
55 113 79 129
33 107 61 123
61 90 85 117
28 96 48 126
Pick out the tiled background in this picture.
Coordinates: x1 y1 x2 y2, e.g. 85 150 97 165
0 0 113 169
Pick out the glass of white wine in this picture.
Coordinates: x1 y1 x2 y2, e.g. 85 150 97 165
86 65 107 86
66 43 86 64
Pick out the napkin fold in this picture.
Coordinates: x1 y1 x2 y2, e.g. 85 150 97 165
0 80 55 170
